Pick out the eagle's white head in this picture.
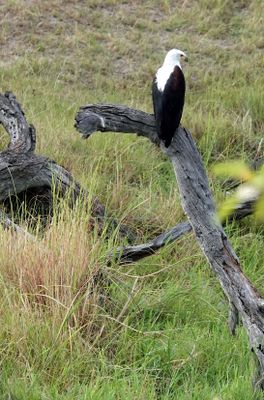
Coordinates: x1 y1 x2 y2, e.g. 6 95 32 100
163 49 188 69
156 48 188 92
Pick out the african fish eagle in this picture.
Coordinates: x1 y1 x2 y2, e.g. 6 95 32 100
152 48 188 147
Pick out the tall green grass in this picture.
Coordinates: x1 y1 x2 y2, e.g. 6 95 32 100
0 0 264 398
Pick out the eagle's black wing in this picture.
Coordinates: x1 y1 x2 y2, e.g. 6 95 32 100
152 66 185 147
152 77 163 139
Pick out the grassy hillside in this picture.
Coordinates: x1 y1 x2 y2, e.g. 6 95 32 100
0 0 264 398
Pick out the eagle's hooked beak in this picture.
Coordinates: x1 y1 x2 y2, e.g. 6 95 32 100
180 53 188 62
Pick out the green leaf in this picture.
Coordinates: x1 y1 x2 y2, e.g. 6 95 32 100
212 161 253 181
254 194 264 221
218 195 239 222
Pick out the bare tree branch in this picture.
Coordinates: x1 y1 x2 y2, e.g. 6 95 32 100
76 103 264 389
107 196 255 265
75 103 159 144
108 222 192 264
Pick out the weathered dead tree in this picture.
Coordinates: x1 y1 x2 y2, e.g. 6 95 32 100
76 105 259 264
75 103 264 389
0 92 135 240
0 92 105 224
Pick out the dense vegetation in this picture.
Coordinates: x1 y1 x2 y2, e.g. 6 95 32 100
0 0 264 398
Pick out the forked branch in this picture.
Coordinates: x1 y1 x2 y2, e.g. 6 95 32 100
76 103 264 389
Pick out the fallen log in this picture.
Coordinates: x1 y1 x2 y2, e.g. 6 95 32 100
0 92 134 240
75 103 264 389
0 92 104 220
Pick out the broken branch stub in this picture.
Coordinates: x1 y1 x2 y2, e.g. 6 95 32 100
75 103 264 389
0 91 36 153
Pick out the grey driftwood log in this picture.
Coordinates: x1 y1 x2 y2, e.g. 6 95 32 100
75 103 264 389
0 92 128 238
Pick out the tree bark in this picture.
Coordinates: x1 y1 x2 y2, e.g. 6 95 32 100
0 93 136 240
76 103 264 389
0 92 105 222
